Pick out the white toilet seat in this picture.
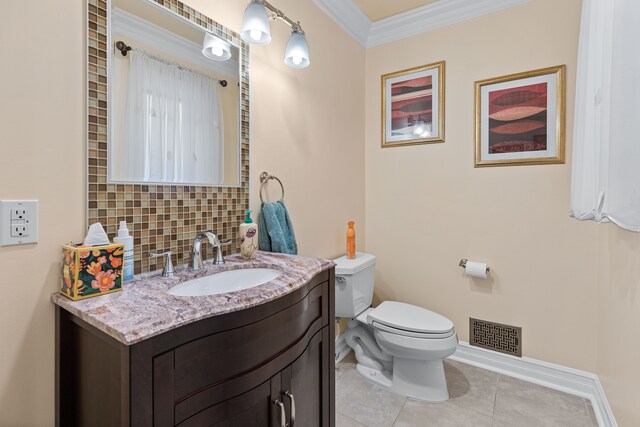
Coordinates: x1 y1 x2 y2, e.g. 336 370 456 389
370 320 456 339
366 301 455 337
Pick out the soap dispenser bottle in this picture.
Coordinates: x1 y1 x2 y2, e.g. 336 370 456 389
240 210 258 259
113 221 134 281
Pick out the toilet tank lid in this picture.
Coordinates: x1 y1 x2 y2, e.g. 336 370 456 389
333 252 376 275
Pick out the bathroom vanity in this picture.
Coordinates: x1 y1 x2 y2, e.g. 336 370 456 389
52 253 335 426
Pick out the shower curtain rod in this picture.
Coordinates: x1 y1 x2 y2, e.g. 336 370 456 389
114 41 228 87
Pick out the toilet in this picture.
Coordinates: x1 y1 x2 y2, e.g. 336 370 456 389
334 252 458 402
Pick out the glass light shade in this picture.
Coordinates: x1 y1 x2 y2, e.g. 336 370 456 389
202 33 231 60
241 1 272 45
284 31 310 68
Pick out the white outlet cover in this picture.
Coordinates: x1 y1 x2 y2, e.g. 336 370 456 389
0 200 38 246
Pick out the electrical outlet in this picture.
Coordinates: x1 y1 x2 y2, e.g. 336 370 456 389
11 223 30 237
0 200 38 246
11 208 28 222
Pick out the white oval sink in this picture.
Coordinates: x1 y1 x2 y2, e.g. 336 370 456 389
167 268 282 297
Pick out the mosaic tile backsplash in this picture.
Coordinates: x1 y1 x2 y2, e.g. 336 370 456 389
87 0 250 274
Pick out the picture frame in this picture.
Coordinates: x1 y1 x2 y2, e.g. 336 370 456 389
381 61 445 148
474 65 566 167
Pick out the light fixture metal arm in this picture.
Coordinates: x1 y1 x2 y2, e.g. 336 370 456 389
257 0 304 33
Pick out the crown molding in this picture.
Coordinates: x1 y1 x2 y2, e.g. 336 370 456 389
313 0 533 48
312 0 370 47
112 8 239 79
368 0 533 47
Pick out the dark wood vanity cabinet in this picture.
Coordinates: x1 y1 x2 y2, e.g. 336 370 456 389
56 269 335 427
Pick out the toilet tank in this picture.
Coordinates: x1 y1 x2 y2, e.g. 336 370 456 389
333 253 376 318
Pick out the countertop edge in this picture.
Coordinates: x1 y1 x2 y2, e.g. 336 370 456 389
51 253 335 345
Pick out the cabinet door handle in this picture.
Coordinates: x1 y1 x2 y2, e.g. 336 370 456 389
273 399 286 427
284 391 296 426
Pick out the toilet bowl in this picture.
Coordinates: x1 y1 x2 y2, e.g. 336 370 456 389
335 253 458 402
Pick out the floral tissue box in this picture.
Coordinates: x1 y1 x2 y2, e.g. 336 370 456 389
61 243 124 301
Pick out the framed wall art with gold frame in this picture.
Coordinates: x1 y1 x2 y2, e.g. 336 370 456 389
474 65 566 167
381 61 445 148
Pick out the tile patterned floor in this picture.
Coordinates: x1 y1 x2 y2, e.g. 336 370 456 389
335 353 598 427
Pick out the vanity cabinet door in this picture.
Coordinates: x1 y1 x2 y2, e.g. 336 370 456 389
175 375 279 427
153 282 330 426
280 328 332 427
172 283 326 402
179 327 329 427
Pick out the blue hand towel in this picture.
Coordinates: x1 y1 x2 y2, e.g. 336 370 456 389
259 200 298 255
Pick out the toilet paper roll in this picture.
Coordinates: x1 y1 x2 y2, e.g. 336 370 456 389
465 261 488 279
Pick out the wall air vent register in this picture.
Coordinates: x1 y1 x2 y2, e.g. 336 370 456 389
470 317 522 357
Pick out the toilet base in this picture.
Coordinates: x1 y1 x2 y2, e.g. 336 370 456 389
354 357 450 403
355 363 393 389
392 357 449 402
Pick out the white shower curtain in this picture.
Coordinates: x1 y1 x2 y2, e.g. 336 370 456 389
570 0 640 231
119 51 224 184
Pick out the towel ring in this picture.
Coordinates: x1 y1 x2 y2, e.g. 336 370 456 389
259 171 285 203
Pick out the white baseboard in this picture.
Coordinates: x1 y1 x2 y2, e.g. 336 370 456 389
449 342 617 427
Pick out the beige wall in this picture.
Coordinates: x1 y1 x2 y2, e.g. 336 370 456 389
365 0 599 371
0 1 85 425
596 225 640 426
0 0 364 425
183 0 366 258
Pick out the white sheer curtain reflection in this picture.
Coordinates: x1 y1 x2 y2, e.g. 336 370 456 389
570 0 640 231
116 51 224 185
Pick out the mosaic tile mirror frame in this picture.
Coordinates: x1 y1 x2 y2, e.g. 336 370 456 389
87 0 250 274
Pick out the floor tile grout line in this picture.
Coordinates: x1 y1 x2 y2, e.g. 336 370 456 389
582 399 592 427
338 410 368 427
492 373 501 419
582 396 598 427
458 397 498 421
390 398 408 427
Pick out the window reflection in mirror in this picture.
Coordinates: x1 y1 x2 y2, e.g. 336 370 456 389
109 0 240 186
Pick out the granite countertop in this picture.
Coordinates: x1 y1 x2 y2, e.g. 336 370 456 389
51 252 334 345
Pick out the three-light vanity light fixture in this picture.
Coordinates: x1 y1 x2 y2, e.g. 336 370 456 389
202 0 310 68
241 0 310 68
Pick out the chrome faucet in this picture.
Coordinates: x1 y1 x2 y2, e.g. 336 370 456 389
192 231 232 270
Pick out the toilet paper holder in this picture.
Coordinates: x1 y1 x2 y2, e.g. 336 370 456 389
459 259 490 274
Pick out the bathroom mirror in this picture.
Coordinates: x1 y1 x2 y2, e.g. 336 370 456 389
87 0 249 273
109 0 241 186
